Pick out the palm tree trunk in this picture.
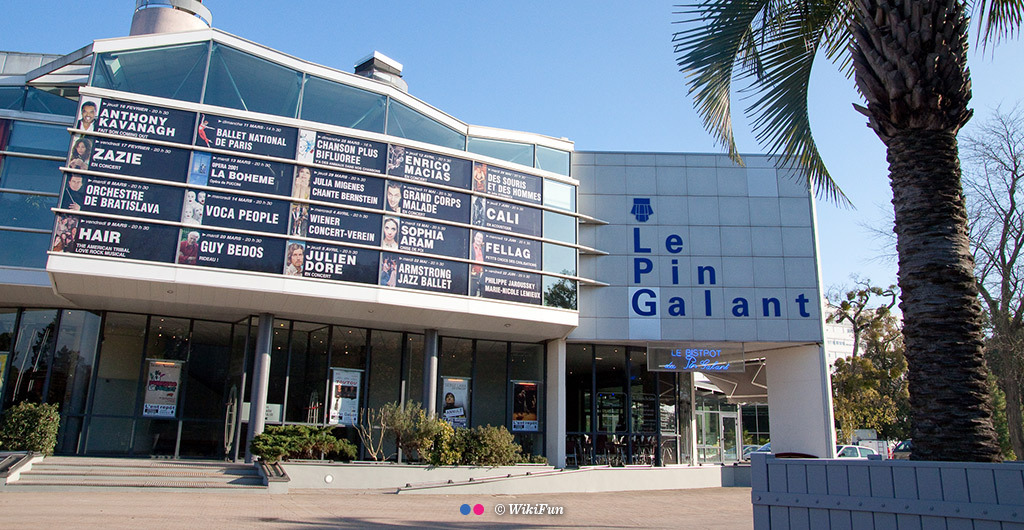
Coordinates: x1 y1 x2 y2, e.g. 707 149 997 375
887 130 1001 462
852 0 1001 461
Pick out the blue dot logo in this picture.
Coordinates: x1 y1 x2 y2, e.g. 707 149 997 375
460 503 471 515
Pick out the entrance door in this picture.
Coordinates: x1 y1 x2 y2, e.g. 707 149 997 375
721 412 739 462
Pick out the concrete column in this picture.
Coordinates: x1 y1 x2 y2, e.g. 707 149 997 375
545 338 567 468
422 329 439 416
244 313 274 463
764 344 837 458
685 372 698 465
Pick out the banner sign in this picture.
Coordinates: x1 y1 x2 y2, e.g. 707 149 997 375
397 218 469 258
196 113 297 159
307 167 384 209
385 181 470 223
297 129 386 174
471 196 542 237
472 266 543 305
143 360 182 418
379 252 469 295
285 241 379 284
647 344 746 373
189 152 293 197
186 191 289 234
330 368 362 426
67 136 190 183
386 145 472 189
305 205 380 246
80 97 195 144
441 377 470 428
63 174 185 222
474 230 542 270
179 229 286 273
473 162 543 205
51 214 178 262
512 381 540 432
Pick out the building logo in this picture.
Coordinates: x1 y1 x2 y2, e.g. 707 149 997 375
630 198 653 222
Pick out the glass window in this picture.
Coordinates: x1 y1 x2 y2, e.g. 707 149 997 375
543 242 576 276
543 210 576 244
544 179 576 212
537 146 570 176
0 230 50 268
629 349 658 434
7 121 69 157
2 309 58 407
92 43 209 103
566 344 592 432
0 157 63 193
285 323 328 424
0 309 17 401
510 342 544 381
46 310 102 415
0 87 25 110
183 320 233 421
205 43 302 118
146 316 190 361
330 326 367 370
366 330 403 411
91 312 146 417
266 319 291 417
543 276 577 310
23 88 77 116
386 100 465 150
467 137 534 167
594 346 626 433
0 192 57 229
300 76 386 133
473 340 507 428
404 333 424 406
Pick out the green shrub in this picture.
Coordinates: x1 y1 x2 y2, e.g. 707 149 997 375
0 402 60 455
382 401 447 462
249 425 356 464
454 425 522 466
421 420 460 466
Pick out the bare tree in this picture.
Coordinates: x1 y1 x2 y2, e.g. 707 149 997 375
827 278 899 358
962 105 1024 459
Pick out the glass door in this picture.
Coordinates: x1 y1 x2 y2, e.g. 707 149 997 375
721 412 739 462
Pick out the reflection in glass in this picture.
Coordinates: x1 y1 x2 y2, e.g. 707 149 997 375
0 309 17 398
0 157 63 193
0 230 51 268
286 323 328 423
386 100 465 151
543 179 576 211
543 210 576 244
90 312 145 417
543 276 577 310
93 43 209 103
86 416 135 454
205 43 302 118
47 310 101 415
542 242 576 276
565 344 591 432
404 333 424 406
474 340 506 428
2 309 58 407
594 346 626 433
330 326 367 370
0 87 23 110
0 192 58 230
183 320 232 420
146 317 190 361
7 121 69 157
23 88 77 116
467 137 534 167
301 76 386 133
537 146 571 176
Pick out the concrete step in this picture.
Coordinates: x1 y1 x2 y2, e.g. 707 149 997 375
7 457 266 491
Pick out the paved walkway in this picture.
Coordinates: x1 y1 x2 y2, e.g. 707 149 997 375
0 487 753 529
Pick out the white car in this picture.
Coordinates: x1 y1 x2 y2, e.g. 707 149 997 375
836 445 878 458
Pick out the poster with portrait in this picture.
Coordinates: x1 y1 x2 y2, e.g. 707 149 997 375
396 218 468 259
143 360 182 418
191 192 290 234
306 205 380 246
292 242 379 284
472 230 542 271
473 266 543 305
54 215 177 263
307 167 383 209
191 152 293 196
386 145 472 189
69 136 190 182
378 253 469 295
512 381 540 432
473 162 543 205
329 368 362 426
296 129 386 174
287 203 308 237
196 114 297 159
63 174 185 222
470 196 542 237
86 98 196 144
184 229 285 273
441 377 470 428
390 181 470 223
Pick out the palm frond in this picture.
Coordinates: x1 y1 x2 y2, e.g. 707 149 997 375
973 0 1024 45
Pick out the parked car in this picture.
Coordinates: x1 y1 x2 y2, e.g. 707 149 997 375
892 439 912 460
751 442 771 454
835 444 878 458
742 445 763 459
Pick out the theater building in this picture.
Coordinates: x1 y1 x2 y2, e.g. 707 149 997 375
0 1 835 466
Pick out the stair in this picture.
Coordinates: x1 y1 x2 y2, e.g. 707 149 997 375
6 456 266 491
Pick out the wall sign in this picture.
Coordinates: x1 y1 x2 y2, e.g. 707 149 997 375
80 97 195 144
330 368 362 426
196 113 297 159
386 145 472 189
297 129 386 174
647 344 746 372
143 360 182 418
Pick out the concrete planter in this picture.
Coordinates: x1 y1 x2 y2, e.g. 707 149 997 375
281 461 553 490
750 453 1024 529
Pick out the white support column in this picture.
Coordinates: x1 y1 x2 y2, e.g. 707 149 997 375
244 313 274 463
423 329 439 417
545 338 567 468
764 344 837 458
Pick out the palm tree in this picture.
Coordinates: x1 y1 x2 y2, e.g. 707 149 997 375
673 0 1022 461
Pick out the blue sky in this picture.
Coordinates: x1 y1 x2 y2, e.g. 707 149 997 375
3 1 1021 294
